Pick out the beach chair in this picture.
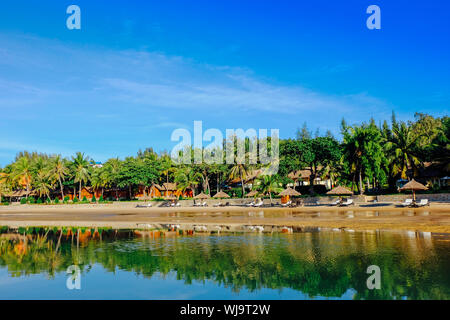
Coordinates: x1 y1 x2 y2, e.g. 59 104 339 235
281 200 292 207
253 199 264 207
213 202 223 207
201 201 208 207
400 199 413 207
416 199 429 207
246 201 255 207
330 199 341 206
136 203 152 208
339 199 354 206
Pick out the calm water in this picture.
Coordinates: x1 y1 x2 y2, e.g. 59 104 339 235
0 228 449 300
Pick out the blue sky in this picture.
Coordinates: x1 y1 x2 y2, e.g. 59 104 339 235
0 0 449 165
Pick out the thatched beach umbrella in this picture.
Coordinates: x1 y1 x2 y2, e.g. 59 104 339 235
213 191 230 199
327 186 353 196
194 192 210 199
245 190 259 197
399 179 427 202
327 186 353 201
278 187 301 197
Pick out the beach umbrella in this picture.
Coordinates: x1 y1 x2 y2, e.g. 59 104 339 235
245 190 259 197
213 191 230 199
327 186 353 195
327 186 353 201
194 192 210 199
399 179 427 202
278 187 301 197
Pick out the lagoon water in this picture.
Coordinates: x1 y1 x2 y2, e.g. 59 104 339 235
0 229 449 300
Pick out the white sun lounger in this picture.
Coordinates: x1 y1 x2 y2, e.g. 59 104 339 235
330 199 341 206
416 199 429 207
281 200 292 207
339 199 354 206
400 199 413 207
253 200 264 207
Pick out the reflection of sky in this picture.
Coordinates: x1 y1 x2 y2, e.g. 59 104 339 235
0 265 355 300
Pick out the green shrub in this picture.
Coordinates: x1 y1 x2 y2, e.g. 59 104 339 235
73 197 79 203
82 196 88 202
28 197 36 204
36 198 43 204
91 196 97 203
99 195 104 202
20 198 27 204
54 197 60 204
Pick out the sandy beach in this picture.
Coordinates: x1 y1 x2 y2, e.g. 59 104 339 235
0 202 449 233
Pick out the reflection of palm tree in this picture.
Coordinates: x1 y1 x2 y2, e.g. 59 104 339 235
71 152 90 200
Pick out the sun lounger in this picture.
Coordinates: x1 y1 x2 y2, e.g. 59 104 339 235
281 200 292 207
136 203 152 208
213 202 223 207
400 199 413 207
416 199 429 207
201 201 208 207
246 201 255 207
253 200 264 207
330 199 341 206
339 199 354 206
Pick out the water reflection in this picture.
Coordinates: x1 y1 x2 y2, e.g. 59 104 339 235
0 227 449 300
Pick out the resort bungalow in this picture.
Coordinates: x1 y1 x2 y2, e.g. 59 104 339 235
288 168 332 190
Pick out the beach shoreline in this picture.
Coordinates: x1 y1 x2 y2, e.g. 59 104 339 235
0 202 449 233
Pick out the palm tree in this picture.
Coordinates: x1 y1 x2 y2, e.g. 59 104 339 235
174 168 202 197
0 171 10 203
71 152 90 200
253 175 283 204
49 155 69 200
12 157 33 197
103 158 121 199
34 171 52 200
386 120 421 180
91 167 109 199
229 163 250 198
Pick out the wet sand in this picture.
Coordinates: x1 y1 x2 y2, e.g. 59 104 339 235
0 202 449 233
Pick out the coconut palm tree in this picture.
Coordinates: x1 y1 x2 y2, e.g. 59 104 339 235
253 175 283 204
71 152 90 200
49 155 69 200
34 171 52 200
103 158 121 199
174 168 202 197
386 119 421 180
229 162 250 198
12 157 33 198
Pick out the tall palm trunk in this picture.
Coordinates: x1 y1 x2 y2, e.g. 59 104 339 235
358 169 363 195
79 181 82 200
240 171 245 198
58 177 64 200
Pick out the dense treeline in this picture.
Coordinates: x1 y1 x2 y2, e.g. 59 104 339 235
0 112 448 202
